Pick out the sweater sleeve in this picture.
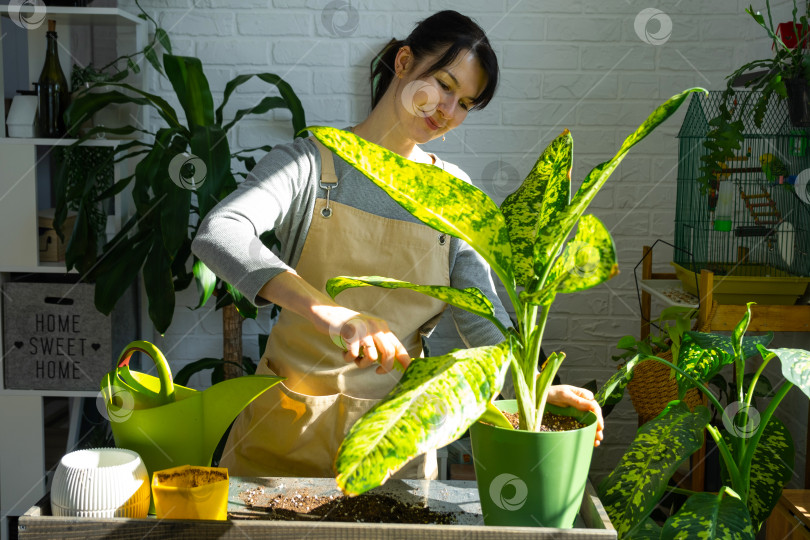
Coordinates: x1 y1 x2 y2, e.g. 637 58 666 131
435 159 513 348
448 238 512 348
191 138 318 307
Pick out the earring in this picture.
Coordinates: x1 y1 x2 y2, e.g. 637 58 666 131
442 135 446 142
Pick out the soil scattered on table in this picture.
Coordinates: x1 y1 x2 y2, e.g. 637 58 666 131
155 468 227 488
236 487 458 524
501 410 586 431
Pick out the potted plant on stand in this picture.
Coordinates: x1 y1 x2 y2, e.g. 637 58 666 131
305 86 703 528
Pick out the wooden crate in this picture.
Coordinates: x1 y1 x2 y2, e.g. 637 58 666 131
17 477 615 539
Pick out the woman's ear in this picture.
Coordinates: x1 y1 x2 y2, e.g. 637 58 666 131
393 45 415 78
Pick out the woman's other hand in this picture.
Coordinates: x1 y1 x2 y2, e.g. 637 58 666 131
546 385 604 447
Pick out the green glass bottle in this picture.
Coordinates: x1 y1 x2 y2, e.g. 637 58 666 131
37 19 70 138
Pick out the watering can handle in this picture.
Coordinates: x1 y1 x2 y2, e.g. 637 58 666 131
116 340 175 402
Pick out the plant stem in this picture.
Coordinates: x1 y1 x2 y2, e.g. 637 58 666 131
706 423 744 494
738 380 794 495
641 354 745 492
643 355 726 416
745 352 775 411
665 486 699 497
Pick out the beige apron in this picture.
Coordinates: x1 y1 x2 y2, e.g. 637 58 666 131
219 141 451 478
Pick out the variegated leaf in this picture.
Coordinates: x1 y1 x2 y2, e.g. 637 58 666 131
534 214 618 300
325 276 504 334
773 348 810 399
598 401 710 538
309 126 515 290
500 130 572 286
661 489 754 540
683 330 774 360
335 342 511 495
625 517 662 539
676 333 727 398
745 417 794 530
534 88 704 272
595 354 640 408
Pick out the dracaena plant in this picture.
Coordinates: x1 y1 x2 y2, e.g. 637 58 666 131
595 302 810 539
306 87 704 496
56 49 306 333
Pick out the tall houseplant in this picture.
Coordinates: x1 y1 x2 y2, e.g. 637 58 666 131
596 303 809 538
305 87 703 526
699 0 810 194
56 10 305 378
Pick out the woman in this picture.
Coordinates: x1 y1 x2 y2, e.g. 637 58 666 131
191 10 603 479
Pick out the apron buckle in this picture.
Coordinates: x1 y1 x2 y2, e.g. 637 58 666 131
319 178 338 219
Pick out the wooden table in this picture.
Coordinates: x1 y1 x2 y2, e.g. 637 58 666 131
16 477 615 539
766 490 810 540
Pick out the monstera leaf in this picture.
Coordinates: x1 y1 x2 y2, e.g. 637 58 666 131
325 276 507 335
308 126 515 294
661 488 754 540
598 401 710 537
334 342 511 495
500 129 572 287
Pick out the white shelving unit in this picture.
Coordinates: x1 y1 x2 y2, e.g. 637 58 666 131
0 8 147 540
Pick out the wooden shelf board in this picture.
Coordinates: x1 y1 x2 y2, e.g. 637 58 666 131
709 304 810 332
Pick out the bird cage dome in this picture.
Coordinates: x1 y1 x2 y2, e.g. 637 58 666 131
674 91 810 304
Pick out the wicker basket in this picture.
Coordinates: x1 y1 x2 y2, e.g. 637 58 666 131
627 349 705 425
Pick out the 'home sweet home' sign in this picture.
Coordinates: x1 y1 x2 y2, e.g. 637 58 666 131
2 282 112 391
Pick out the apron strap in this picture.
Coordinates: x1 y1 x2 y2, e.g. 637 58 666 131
310 138 338 218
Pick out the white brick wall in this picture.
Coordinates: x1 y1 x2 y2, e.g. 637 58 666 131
119 0 810 487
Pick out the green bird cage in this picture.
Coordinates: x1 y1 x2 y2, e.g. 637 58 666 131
675 91 810 305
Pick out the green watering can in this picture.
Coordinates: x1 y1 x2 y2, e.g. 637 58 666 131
100 340 283 478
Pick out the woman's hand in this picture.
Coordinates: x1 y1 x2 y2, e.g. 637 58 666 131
259 271 411 373
331 311 411 373
547 385 604 447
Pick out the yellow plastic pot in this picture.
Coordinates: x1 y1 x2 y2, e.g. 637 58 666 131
151 465 229 520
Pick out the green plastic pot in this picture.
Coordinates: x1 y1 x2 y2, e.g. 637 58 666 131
469 400 597 528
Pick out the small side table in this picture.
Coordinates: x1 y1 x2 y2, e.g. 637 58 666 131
766 490 810 539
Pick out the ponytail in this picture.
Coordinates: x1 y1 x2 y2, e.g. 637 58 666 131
370 38 405 109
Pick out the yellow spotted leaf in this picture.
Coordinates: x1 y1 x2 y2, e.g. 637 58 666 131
309 126 515 292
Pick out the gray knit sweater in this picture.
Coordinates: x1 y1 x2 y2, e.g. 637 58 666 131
191 137 510 348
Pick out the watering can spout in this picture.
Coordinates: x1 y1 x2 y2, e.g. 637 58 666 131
199 375 283 459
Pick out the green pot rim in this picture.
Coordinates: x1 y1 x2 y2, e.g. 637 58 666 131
480 399 598 435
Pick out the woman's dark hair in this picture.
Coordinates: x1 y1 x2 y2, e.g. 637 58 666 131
370 10 499 111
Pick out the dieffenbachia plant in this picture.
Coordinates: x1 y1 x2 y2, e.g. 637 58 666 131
596 302 810 539
308 87 704 496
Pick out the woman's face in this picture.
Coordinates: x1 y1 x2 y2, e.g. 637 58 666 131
393 46 487 144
